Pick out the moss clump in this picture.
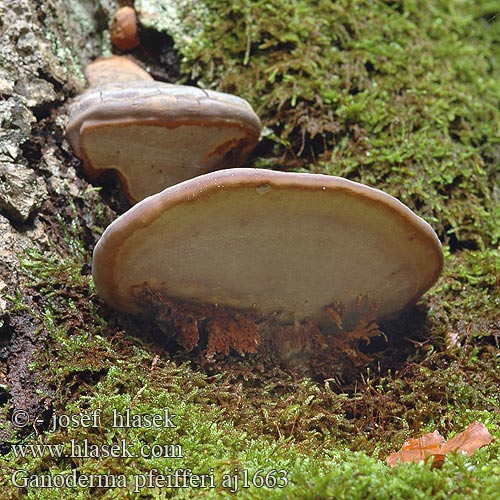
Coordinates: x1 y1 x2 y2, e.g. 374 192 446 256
427 247 500 346
175 0 500 245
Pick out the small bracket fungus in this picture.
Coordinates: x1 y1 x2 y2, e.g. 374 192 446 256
92 168 444 355
66 57 261 203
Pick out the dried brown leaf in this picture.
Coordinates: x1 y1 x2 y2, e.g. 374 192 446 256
386 430 445 467
440 421 493 456
386 422 493 467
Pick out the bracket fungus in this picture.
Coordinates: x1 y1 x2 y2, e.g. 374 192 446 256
66 57 261 203
92 168 443 357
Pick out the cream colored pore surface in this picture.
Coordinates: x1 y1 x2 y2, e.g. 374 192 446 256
82 124 247 201
113 186 438 324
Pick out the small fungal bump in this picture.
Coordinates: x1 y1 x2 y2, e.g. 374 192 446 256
110 6 140 51
256 183 272 194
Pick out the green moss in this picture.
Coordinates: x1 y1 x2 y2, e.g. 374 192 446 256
173 0 500 245
428 248 500 335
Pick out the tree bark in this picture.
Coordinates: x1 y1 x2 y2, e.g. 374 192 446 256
0 0 110 442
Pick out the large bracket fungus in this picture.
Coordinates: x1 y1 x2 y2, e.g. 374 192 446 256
92 168 443 357
66 57 261 203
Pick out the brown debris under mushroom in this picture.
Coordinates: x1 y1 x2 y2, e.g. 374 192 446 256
134 287 260 359
323 296 385 367
133 287 384 373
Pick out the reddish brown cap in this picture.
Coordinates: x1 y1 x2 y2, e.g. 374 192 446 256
92 168 443 328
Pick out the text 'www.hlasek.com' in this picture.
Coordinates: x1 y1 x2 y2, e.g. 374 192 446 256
9 408 289 493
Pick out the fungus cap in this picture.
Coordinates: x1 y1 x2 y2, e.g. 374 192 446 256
92 168 443 328
66 58 261 203
83 56 152 88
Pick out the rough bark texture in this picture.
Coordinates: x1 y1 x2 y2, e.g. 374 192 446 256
0 0 110 441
